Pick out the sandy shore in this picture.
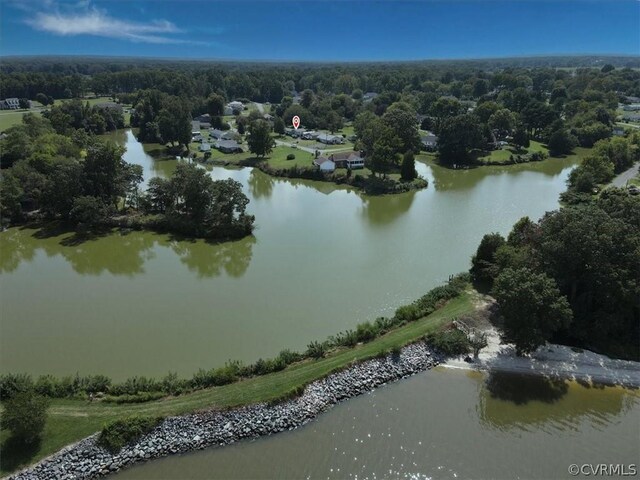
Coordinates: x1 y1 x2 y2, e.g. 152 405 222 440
442 325 640 387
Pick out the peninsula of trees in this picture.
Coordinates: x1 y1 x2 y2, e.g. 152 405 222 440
0 114 254 239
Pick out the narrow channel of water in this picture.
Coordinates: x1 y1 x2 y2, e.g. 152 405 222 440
113 368 640 480
0 130 579 379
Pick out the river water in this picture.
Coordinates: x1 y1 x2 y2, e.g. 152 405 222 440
1 129 580 379
113 368 640 480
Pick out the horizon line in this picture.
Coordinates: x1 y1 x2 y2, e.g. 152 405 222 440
2 53 640 64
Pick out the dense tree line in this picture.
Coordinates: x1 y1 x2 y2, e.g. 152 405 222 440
43 99 124 135
471 190 640 359
0 116 254 239
5 57 639 171
562 134 640 203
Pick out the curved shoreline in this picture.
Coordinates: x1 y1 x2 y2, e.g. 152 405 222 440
8 342 441 480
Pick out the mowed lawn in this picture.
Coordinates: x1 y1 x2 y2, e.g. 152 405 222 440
0 292 473 475
0 110 40 132
476 140 548 163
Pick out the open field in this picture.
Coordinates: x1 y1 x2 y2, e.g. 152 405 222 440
0 110 36 131
0 292 473 475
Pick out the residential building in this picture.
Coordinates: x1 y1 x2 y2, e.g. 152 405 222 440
421 133 438 151
317 133 344 145
199 143 211 152
314 157 336 172
0 98 20 110
96 102 123 114
215 140 243 153
326 151 364 169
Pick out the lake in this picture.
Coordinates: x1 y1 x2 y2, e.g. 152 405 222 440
0 130 579 379
113 368 640 480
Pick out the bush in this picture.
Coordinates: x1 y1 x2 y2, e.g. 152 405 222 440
425 329 470 356
306 341 327 359
276 349 302 366
286 153 296 160
0 373 34 400
97 416 163 453
355 322 378 343
1 390 49 443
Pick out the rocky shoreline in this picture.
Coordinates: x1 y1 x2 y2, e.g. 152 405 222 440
8 342 441 480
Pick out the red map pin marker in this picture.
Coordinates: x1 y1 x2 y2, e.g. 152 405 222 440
292 115 301 130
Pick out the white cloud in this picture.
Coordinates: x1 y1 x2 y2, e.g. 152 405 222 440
25 4 208 45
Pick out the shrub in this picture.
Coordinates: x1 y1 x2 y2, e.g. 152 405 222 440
1 390 49 443
425 329 470 356
355 322 378 343
395 304 420 322
286 153 296 160
0 373 34 400
306 341 327 359
276 349 302 366
97 416 163 453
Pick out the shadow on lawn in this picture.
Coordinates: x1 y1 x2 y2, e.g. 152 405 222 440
0 435 41 474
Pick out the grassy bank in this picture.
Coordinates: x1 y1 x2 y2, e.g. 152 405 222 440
0 291 473 475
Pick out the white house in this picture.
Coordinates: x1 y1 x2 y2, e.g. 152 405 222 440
314 157 335 172
421 133 438 151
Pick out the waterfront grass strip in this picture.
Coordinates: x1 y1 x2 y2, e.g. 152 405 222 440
0 292 472 475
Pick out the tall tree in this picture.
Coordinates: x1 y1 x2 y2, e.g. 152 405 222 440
493 267 572 355
400 151 417 181
206 93 225 116
383 102 421 153
247 120 274 158
437 114 483 165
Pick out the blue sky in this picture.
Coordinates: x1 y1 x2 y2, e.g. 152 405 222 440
1 0 639 61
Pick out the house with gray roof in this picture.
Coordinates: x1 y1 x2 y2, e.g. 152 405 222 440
215 140 243 153
317 133 344 145
421 133 438 151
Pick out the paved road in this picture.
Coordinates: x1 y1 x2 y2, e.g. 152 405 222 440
610 161 640 187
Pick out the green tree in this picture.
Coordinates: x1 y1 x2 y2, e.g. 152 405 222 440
430 97 464 133
367 125 401 176
247 119 274 158
493 267 572 355
488 109 515 137
301 89 315 109
383 102 421 153
512 125 530 151
69 196 110 227
437 114 483 165
470 233 506 284
0 171 24 220
1 390 49 443
206 93 225 116
273 116 285 135
400 151 417 181
158 97 191 147
547 127 577 156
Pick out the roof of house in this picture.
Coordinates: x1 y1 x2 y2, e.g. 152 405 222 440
314 157 335 166
329 151 361 162
422 134 438 142
192 121 201 130
96 102 121 109
216 140 241 150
